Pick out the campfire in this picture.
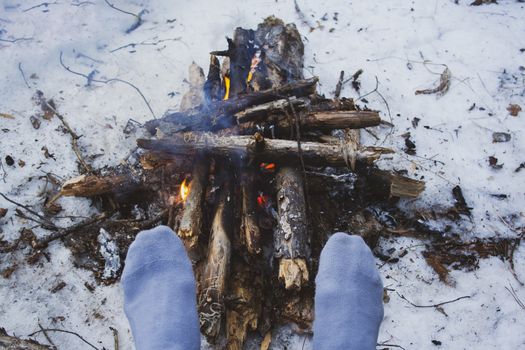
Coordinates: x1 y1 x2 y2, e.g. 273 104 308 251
48 16 428 349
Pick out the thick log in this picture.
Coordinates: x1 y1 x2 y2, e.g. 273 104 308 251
357 166 426 201
225 259 262 350
274 167 310 290
180 62 205 111
235 97 307 123
60 174 131 197
176 159 209 260
0 328 52 350
137 134 393 168
238 110 381 134
143 77 318 134
199 183 233 341
240 170 262 254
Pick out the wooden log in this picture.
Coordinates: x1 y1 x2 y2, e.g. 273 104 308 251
143 77 318 134
179 62 205 111
203 55 222 103
240 170 262 254
356 166 426 201
238 110 381 135
235 97 307 123
176 159 209 260
199 182 233 341
225 259 262 350
274 167 310 290
60 174 131 197
0 328 52 350
137 134 393 168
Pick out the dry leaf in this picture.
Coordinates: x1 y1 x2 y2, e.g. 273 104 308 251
0 113 15 119
507 104 521 117
415 67 451 96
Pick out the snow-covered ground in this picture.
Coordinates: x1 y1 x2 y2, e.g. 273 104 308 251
1 0 524 349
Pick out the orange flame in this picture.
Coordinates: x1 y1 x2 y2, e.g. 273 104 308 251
247 51 261 83
180 178 190 202
260 162 276 172
257 193 269 208
223 75 230 100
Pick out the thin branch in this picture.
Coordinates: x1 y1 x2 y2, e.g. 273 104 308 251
103 0 146 34
18 62 31 89
38 323 57 350
34 212 110 249
334 70 344 98
0 192 56 228
23 1 58 12
59 51 156 118
104 0 139 19
109 327 119 350
43 101 93 174
110 37 182 53
0 37 33 43
28 328 100 350
505 284 525 310
396 291 471 308
377 342 406 350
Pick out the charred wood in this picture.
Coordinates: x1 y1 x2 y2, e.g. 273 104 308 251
143 77 318 134
137 133 393 168
240 170 262 255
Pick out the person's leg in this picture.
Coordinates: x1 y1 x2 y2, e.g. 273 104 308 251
121 226 200 350
313 232 384 350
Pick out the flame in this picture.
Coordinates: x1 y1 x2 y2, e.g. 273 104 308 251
247 50 261 83
257 193 269 208
259 162 276 172
223 75 230 100
180 178 190 202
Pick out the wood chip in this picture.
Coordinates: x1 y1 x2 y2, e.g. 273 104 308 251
415 67 451 96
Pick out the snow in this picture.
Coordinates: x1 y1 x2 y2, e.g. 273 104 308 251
1 0 524 349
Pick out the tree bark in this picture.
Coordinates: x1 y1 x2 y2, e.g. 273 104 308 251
240 170 262 255
199 183 233 341
274 167 310 290
0 329 52 350
137 134 393 168
176 159 209 261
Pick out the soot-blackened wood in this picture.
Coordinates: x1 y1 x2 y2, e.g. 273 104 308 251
143 77 318 134
225 258 263 350
240 169 262 254
199 182 233 341
137 134 393 167
229 28 256 96
176 159 209 261
274 167 310 290
238 110 381 134
203 55 222 103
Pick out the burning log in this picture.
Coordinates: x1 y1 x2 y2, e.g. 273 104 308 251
240 169 262 254
274 167 310 290
137 134 393 167
143 77 318 134
176 159 209 260
199 181 233 341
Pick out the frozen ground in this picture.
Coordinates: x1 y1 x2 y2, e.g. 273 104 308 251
1 0 524 349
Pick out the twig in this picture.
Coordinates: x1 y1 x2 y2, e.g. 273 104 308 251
0 37 33 43
109 327 119 350
28 328 100 350
396 291 471 308
59 51 156 118
43 101 93 174
35 212 110 249
38 323 57 350
377 342 406 350
23 1 58 12
71 1 95 6
18 62 30 89
505 284 525 310
103 0 146 34
0 192 56 228
110 37 182 53
334 70 344 98
293 0 316 32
